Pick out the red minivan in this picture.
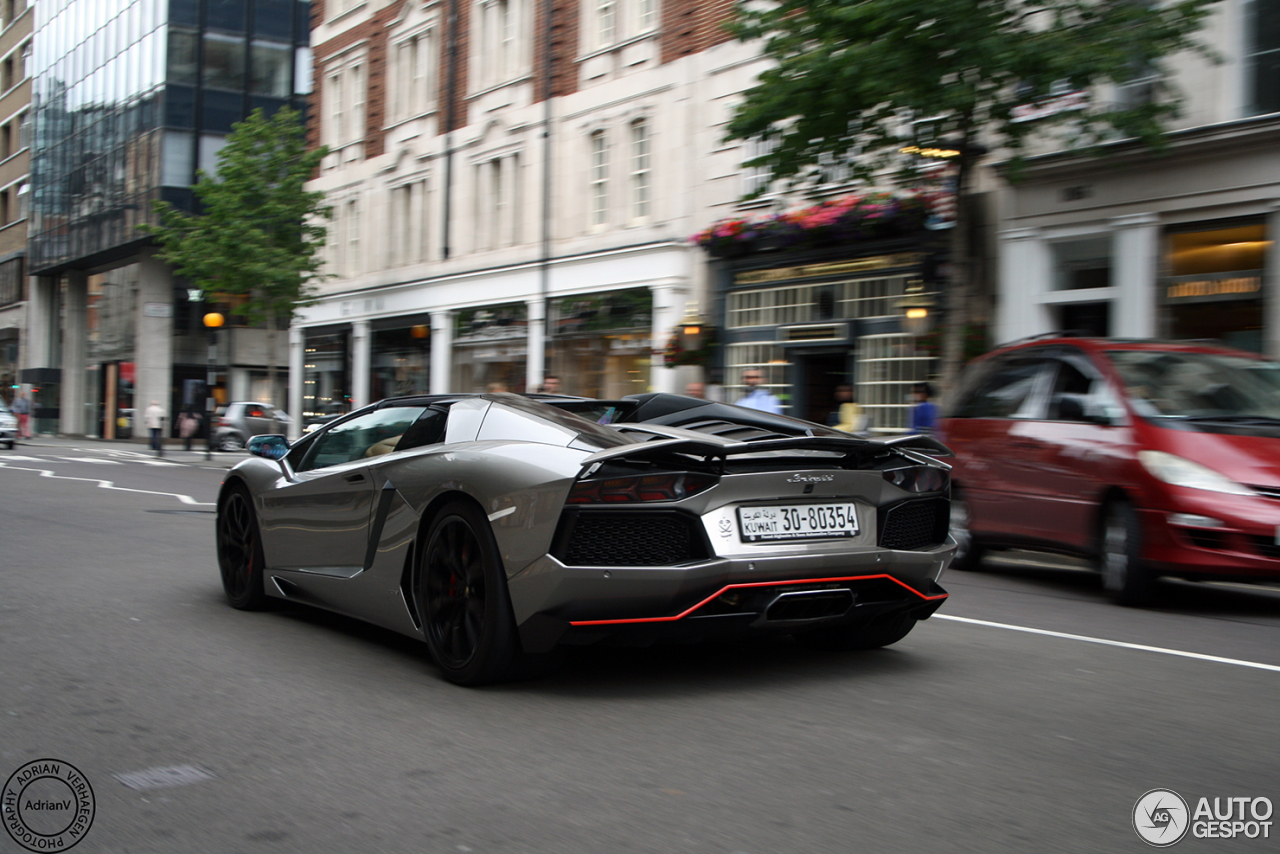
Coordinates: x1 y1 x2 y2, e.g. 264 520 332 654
939 335 1280 605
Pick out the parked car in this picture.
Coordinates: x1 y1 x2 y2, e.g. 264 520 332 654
0 399 15 448
214 402 292 451
941 335 1280 605
217 392 955 684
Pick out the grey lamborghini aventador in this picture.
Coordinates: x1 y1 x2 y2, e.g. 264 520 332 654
216 392 955 685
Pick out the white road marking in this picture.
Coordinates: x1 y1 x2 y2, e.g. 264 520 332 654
935 614 1280 673
0 462 215 506
0 455 47 462
55 456 124 464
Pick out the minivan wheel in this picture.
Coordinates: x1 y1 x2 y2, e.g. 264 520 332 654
949 490 985 571
1099 499 1156 607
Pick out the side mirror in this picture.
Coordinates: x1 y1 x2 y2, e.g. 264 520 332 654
247 434 289 461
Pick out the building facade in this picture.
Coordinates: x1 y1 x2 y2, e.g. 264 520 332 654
997 0 1280 356
23 0 312 438
0 0 31 406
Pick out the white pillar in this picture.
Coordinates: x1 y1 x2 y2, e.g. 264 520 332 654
60 271 88 435
650 284 681 393
430 310 452 393
526 297 545 391
1265 201 1280 359
1111 213 1159 339
23 275 57 374
351 319 371 407
996 227 1050 345
288 325 304 440
134 251 173 440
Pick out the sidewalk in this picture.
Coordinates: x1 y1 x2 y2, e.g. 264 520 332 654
6 434 248 469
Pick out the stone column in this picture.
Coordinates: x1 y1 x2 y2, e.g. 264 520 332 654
650 284 681 393
60 271 89 435
350 319 371 408
1265 201 1280 359
526 297 545 391
1110 213 1159 339
996 227 1049 345
134 252 174 440
288 325 304 440
23 274 58 375
430 310 452 393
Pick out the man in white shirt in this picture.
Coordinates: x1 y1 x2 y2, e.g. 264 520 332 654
734 369 782 414
145 400 167 455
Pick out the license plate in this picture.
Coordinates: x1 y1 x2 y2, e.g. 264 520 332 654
738 503 859 542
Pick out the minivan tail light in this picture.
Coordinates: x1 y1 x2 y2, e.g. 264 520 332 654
567 472 717 504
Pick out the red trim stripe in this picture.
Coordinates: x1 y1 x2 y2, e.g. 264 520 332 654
568 573 947 626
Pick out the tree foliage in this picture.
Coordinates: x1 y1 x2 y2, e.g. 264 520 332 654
724 0 1221 385
142 106 331 326
726 0 1221 186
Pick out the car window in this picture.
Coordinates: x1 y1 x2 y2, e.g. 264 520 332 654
952 358 1046 419
246 406 266 418
297 406 428 472
392 406 450 453
1108 350 1280 419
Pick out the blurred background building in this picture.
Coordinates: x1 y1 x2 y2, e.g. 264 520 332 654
0 0 31 410
997 0 1278 356
19 0 311 437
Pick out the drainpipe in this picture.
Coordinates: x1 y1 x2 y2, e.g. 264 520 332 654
442 0 459 259
537 0 554 384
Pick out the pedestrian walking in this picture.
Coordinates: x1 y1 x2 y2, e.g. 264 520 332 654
830 384 868 435
734 369 782 414
178 409 201 452
908 382 938 435
145 400 167 455
10 391 30 440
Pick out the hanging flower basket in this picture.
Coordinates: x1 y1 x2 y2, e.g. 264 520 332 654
691 191 936 256
662 326 718 368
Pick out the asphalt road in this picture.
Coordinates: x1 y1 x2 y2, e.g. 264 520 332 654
2 439 1278 853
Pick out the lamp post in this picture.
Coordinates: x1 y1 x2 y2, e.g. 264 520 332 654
203 311 224 460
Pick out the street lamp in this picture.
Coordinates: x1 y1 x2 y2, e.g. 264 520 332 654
203 311 224 460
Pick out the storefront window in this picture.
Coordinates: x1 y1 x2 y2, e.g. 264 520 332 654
1163 222 1269 352
303 330 350 423
547 289 652 397
372 324 432 400
1051 237 1112 290
452 303 527 393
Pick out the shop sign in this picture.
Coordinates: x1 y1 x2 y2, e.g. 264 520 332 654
144 302 173 317
735 254 924 286
1164 272 1263 303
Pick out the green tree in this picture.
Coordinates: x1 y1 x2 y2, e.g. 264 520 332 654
725 0 1220 386
142 105 331 414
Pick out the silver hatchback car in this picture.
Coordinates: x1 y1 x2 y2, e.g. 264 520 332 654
214 402 292 451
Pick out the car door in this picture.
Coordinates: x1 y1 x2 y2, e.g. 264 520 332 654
944 351 1054 542
1019 350 1131 551
257 406 427 574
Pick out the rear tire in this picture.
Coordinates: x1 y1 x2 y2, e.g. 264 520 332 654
949 489 985 571
216 485 269 610
218 433 245 452
1098 499 1156 607
417 500 523 685
793 613 918 651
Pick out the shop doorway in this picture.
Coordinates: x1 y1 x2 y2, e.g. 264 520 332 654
798 352 850 426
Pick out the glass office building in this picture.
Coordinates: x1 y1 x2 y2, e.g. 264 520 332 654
30 0 311 274
24 0 310 437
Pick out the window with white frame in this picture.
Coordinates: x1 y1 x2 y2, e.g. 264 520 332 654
589 129 608 228
474 154 520 250
592 0 657 50
393 29 436 122
1246 0 1280 116
390 181 427 266
629 118 650 221
475 0 526 90
325 53 367 156
346 199 361 276
741 134 777 197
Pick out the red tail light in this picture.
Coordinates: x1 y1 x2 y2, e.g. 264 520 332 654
567 472 717 504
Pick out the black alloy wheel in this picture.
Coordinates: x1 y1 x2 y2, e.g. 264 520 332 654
217 485 269 610
418 500 521 685
1099 498 1156 607
793 612 919 651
